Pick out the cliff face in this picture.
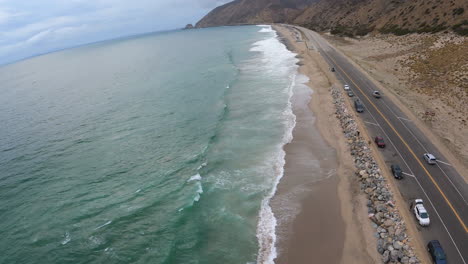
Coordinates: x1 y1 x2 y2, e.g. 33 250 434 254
296 0 468 36
195 0 318 28
196 0 468 35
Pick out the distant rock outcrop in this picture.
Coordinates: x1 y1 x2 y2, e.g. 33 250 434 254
196 0 468 36
184 24 195 30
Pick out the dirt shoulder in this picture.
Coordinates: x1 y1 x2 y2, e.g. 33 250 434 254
322 32 468 181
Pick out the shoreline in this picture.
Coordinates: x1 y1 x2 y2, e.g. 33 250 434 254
271 25 380 263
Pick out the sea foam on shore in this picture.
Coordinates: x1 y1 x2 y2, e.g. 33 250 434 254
0 25 305 264
252 25 311 264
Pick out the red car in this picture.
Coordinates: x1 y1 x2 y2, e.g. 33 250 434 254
375 136 385 148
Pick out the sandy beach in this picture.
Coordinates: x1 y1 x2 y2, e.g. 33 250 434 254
271 25 380 264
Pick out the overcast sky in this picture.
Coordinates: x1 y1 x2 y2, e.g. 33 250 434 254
0 0 231 65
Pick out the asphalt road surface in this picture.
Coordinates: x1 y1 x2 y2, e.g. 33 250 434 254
294 26 468 264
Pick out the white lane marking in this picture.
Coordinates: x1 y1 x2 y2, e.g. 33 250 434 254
403 172 416 178
437 160 452 166
357 95 467 264
336 55 465 200
315 29 468 206
395 118 467 205
364 121 380 126
398 116 412 122
309 37 468 263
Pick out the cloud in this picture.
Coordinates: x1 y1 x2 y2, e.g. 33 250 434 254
25 29 52 44
0 7 27 25
2 16 76 40
0 0 229 65
0 9 11 24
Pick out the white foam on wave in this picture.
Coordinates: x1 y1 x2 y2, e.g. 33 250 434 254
193 181 203 202
61 231 71 245
188 173 202 182
94 220 112 230
197 162 208 170
179 173 205 212
252 27 307 264
187 173 204 203
249 29 298 78
258 25 274 33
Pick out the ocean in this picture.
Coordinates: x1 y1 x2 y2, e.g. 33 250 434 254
0 25 304 264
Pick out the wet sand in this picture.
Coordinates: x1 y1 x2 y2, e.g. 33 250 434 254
270 74 344 263
271 25 380 264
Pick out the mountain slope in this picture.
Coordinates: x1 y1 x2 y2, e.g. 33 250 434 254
196 0 318 28
295 0 468 36
196 0 468 35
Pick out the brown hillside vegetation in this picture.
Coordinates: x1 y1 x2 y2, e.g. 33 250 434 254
196 0 317 28
197 0 468 36
296 0 468 36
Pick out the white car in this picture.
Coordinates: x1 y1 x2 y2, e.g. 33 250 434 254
423 153 436 165
344 84 350 91
413 199 430 226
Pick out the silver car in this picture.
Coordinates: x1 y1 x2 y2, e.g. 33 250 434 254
423 153 436 165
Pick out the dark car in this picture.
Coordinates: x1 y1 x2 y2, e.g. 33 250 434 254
331 67 335 72
354 99 364 113
427 240 446 264
391 164 403 179
347 90 354 97
374 136 385 148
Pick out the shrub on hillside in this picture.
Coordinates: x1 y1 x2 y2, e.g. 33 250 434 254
379 24 411 35
452 8 464 16
452 20 468 35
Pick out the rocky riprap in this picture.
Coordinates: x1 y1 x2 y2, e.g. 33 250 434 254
330 86 420 264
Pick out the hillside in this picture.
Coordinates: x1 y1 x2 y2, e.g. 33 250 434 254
196 0 468 36
196 0 317 28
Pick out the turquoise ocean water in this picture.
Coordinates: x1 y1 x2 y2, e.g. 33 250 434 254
0 25 301 264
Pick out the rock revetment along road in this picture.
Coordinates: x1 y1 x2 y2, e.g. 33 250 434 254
293 25 468 264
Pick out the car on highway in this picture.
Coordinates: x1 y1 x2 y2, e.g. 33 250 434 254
344 84 350 91
331 67 335 72
354 99 364 113
427 240 446 264
347 90 354 97
374 136 385 148
413 199 430 226
390 164 403 179
423 153 437 165
372 91 382 98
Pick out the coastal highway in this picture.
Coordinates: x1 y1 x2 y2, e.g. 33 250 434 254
294 26 468 263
